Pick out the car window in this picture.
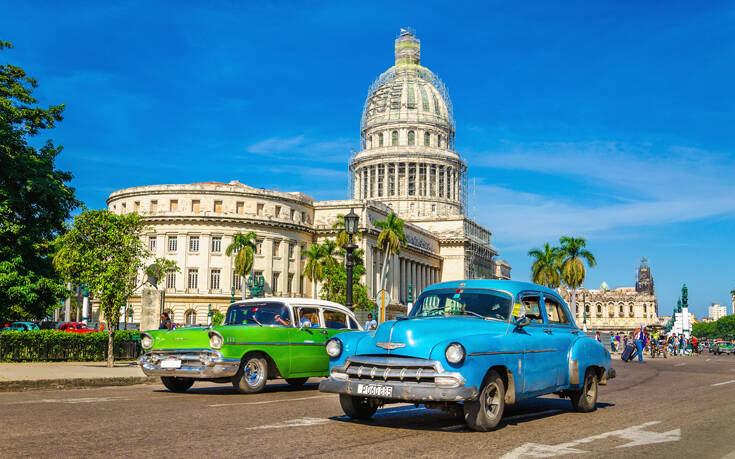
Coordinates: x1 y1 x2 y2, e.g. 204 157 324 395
225 302 292 326
411 288 512 321
545 296 570 325
347 317 360 330
323 310 348 329
517 294 544 324
295 307 322 328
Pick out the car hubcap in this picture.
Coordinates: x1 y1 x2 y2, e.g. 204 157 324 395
244 360 264 387
484 382 501 419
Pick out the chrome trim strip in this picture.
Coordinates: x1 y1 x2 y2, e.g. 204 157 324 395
227 342 326 346
468 349 556 356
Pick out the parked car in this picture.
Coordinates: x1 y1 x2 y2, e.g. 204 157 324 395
139 298 363 393
2 321 39 331
319 280 615 431
712 341 735 355
56 322 97 333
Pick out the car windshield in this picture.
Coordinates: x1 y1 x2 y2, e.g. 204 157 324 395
225 302 291 326
410 288 513 321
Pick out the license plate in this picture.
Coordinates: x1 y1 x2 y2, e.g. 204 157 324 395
356 383 393 397
161 358 181 369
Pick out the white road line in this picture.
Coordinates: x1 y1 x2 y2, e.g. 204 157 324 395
706 358 712 361
246 417 330 430
208 394 333 407
674 363 686 367
504 409 563 422
711 379 735 387
7 396 128 405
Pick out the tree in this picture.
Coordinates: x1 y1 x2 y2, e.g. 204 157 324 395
0 40 79 321
212 310 225 326
528 242 561 288
54 210 152 367
321 239 340 269
375 213 407 294
332 214 361 247
559 236 596 318
225 232 257 300
302 244 325 298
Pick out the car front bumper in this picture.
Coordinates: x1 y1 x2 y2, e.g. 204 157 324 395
319 378 479 402
139 349 240 379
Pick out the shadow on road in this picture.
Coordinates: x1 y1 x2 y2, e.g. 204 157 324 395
152 381 322 396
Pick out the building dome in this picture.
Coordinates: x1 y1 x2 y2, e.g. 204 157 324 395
600 281 610 291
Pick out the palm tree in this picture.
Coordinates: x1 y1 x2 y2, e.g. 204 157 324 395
302 244 325 298
528 242 561 288
559 236 597 319
375 213 407 293
333 215 349 247
225 232 257 300
321 239 340 269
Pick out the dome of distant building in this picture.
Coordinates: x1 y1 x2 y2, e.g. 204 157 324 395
600 281 610 291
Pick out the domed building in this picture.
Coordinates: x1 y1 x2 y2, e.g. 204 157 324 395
101 29 510 326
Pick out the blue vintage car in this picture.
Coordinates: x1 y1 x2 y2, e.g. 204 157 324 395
1 321 39 331
319 280 615 431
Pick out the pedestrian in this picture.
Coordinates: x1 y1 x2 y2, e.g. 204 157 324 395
364 313 377 331
159 312 173 330
595 331 601 342
634 325 646 363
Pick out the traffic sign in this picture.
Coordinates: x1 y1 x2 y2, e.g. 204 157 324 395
377 289 391 323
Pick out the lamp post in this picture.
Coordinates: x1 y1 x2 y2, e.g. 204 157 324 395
207 304 212 326
231 285 235 304
342 208 359 309
128 307 133 330
123 303 129 330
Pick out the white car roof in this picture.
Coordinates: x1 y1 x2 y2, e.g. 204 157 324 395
230 297 355 316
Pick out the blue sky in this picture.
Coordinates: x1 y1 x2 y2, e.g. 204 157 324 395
3 1 734 318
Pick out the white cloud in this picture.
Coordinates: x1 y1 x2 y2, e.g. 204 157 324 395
245 136 356 163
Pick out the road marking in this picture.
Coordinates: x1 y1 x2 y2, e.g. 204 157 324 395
500 421 680 458
208 394 332 407
504 409 563 422
706 358 712 362
7 396 127 405
711 379 735 387
674 363 686 367
246 417 330 430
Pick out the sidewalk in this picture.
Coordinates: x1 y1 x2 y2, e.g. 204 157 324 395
0 361 157 392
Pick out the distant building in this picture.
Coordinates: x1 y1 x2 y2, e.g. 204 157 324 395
562 258 659 333
708 302 727 321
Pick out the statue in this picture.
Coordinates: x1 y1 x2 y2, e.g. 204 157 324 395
682 284 688 309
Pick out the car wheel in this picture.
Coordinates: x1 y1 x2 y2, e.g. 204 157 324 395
160 376 194 393
339 394 378 420
463 369 505 431
285 377 309 386
232 354 268 394
570 368 598 413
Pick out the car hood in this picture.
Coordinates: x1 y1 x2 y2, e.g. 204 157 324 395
147 327 211 350
354 316 510 359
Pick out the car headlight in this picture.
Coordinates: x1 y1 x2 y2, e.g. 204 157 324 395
209 331 224 350
141 333 153 350
445 342 465 364
325 338 342 358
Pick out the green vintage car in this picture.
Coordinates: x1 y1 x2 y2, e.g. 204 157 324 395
712 341 735 355
139 298 362 393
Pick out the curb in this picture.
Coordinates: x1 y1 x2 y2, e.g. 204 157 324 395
0 376 159 392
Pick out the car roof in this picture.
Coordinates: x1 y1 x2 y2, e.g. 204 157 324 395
229 298 355 316
425 279 562 299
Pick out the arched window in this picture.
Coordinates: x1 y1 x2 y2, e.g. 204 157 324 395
407 131 415 146
585 305 590 313
424 132 430 146
378 133 384 147
185 310 197 326
596 304 601 313
391 131 398 146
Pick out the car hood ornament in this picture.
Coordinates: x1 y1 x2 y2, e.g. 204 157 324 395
376 342 406 350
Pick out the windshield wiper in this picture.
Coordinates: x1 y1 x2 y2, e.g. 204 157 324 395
461 310 491 321
250 317 263 327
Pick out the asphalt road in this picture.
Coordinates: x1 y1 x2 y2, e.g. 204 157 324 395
2 353 735 458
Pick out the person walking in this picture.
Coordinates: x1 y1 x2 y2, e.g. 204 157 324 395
634 325 646 363
159 312 173 330
610 333 616 352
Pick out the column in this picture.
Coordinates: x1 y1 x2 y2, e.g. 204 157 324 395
391 253 399 301
354 168 361 199
400 258 406 304
365 244 373 295
434 164 440 198
263 238 274 295
294 242 302 296
393 162 399 196
280 240 288 294
403 162 409 196
368 165 373 198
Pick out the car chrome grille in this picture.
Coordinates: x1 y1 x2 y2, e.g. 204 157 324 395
344 356 439 384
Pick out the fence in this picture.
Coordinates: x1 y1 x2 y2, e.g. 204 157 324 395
0 331 141 362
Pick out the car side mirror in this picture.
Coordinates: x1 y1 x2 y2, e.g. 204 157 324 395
299 319 312 329
514 316 531 328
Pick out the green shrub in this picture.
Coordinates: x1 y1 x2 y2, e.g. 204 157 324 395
0 330 141 362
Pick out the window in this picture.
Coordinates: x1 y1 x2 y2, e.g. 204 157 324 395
168 236 177 252
121 202 126 213
210 269 221 290
189 236 199 252
211 236 222 253
192 200 200 213
287 273 294 293
185 310 197 326
273 241 280 257
597 304 602 313
214 200 222 213
288 243 294 259
629 305 634 313
407 82 416 108
187 269 198 289
236 201 244 214
420 85 430 111
301 211 306 223
255 239 262 255
391 131 398 146
619 305 623 315
517 295 544 323
348 317 360 330
431 204 436 213
151 200 158 212
149 236 157 251
275 206 281 217
165 270 176 289
424 131 431 146
323 310 348 329
170 200 178 211
233 273 241 290
407 131 415 146
644 305 647 313
585 305 590 313
290 209 295 220
134 201 140 212
257 203 264 216
378 133 384 147
545 296 570 325
272 272 280 293
296 307 321 327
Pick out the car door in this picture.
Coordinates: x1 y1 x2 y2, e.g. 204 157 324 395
514 292 558 394
542 295 577 388
289 306 330 375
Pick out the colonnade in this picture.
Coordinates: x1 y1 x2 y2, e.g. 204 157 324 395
367 246 440 305
354 161 461 202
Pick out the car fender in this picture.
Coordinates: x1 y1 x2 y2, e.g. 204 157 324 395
568 336 611 387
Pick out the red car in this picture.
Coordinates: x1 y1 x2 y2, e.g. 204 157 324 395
56 322 98 333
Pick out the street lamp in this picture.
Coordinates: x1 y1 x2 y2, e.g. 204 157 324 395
128 307 133 330
230 285 235 304
207 304 213 326
343 208 359 309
